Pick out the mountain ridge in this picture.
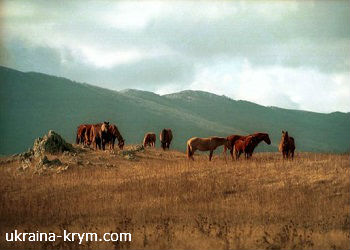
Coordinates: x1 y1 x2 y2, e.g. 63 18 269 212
1 65 349 155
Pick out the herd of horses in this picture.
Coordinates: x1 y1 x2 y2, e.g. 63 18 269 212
76 122 296 161
76 122 125 151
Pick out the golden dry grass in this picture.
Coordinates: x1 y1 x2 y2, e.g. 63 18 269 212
0 146 349 249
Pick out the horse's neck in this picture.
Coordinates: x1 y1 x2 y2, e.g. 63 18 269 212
114 128 123 142
250 136 263 149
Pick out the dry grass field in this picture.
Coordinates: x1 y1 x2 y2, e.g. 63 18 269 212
0 146 349 249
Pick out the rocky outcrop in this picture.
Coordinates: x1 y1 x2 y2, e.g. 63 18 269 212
33 130 74 157
118 144 144 160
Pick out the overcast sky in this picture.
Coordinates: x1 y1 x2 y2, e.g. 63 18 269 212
0 1 349 113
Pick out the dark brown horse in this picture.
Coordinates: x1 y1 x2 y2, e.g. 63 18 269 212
90 122 110 150
187 136 230 161
106 124 125 150
224 134 245 160
279 131 295 159
160 128 173 150
234 132 271 159
143 132 156 147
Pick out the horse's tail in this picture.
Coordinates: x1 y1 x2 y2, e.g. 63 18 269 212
143 135 147 147
187 142 192 159
76 133 80 144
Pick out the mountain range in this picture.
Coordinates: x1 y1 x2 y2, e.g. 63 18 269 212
0 66 349 155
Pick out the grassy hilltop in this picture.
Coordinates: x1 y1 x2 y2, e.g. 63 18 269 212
0 146 349 249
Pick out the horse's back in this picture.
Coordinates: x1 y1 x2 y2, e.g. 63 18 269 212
167 129 173 141
289 137 296 150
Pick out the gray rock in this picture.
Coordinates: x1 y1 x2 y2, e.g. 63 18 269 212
33 130 74 157
36 156 62 169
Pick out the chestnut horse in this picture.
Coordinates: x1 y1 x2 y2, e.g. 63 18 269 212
76 124 86 144
224 134 245 160
76 124 88 144
90 122 110 150
279 131 295 159
160 128 173 150
143 132 156 147
187 136 231 161
106 124 125 150
234 132 271 159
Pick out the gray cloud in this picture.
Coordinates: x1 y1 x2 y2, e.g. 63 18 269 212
0 0 349 112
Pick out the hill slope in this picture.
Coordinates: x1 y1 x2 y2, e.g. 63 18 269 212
0 66 349 155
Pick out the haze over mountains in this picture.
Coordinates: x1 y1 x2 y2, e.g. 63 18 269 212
0 66 349 155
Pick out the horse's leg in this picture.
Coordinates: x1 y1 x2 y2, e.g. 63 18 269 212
191 150 195 161
209 150 213 161
230 149 234 161
94 138 97 150
291 150 294 160
102 139 105 151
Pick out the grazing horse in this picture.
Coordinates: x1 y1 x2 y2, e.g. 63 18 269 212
224 134 245 160
279 131 295 159
90 122 110 150
160 129 173 150
234 132 271 159
143 132 156 147
107 124 125 150
187 136 231 161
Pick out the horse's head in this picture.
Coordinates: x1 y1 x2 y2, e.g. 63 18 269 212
118 139 125 150
281 130 289 145
101 121 110 132
264 133 271 145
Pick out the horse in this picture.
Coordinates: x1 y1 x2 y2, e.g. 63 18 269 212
143 132 156 147
279 131 295 159
106 124 125 150
187 136 231 161
160 128 173 150
224 134 245 160
76 124 88 144
90 122 110 150
234 132 271 159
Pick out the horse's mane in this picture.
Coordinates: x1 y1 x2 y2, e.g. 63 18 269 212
110 125 124 142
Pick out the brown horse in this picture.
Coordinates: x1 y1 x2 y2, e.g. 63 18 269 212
160 128 173 150
279 131 295 159
187 136 231 161
90 122 110 150
143 132 156 147
76 124 88 144
224 134 245 160
106 124 125 150
234 132 271 159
